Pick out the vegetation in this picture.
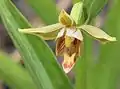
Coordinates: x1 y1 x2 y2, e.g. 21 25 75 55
0 0 119 89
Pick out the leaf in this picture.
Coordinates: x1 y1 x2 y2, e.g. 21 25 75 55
79 25 116 43
73 0 109 89
19 23 63 40
0 0 73 89
95 0 120 89
0 17 2 23
26 0 58 24
0 52 37 89
84 0 108 21
70 2 84 25
72 0 81 4
72 1 93 89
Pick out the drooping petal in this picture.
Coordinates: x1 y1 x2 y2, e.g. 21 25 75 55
56 28 65 39
18 23 63 40
66 28 83 41
78 25 116 43
56 28 66 56
59 9 74 26
56 36 65 56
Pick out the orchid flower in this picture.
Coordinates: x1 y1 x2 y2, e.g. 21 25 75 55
19 2 116 73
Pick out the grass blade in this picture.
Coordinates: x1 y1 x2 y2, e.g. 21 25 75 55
27 0 58 24
0 0 73 89
74 0 108 89
0 52 37 89
84 0 108 21
96 0 120 89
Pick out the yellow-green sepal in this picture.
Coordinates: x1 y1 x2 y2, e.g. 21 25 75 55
59 9 74 26
19 23 63 40
78 25 116 43
70 2 84 25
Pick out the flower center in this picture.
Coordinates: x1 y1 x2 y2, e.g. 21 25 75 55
65 36 74 47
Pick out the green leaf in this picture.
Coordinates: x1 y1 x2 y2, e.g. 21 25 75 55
19 23 63 40
79 25 116 43
0 52 37 89
74 0 109 89
95 0 120 89
26 0 58 24
72 0 81 4
75 37 93 89
70 2 84 25
84 0 108 21
73 0 108 89
0 17 2 23
0 0 73 89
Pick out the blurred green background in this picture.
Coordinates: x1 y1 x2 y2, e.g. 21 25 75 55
0 0 120 89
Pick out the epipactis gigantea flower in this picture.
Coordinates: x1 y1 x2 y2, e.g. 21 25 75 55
19 2 116 73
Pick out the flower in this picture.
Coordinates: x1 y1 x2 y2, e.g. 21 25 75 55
19 2 116 73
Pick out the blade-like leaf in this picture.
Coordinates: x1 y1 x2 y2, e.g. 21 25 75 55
26 0 58 24
0 52 37 89
0 0 73 89
19 23 63 40
84 0 108 21
94 0 120 89
73 0 109 89
71 1 93 89
79 25 116 43
72 0 81 4
75 37 93 89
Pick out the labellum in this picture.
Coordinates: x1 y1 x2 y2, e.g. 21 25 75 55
56 27 83 73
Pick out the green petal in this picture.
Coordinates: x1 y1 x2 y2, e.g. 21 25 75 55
78 25 116 43
70 2 84 25
59 9 74 26
19 23 63 40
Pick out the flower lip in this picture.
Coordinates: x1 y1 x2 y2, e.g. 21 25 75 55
66 28 83 41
